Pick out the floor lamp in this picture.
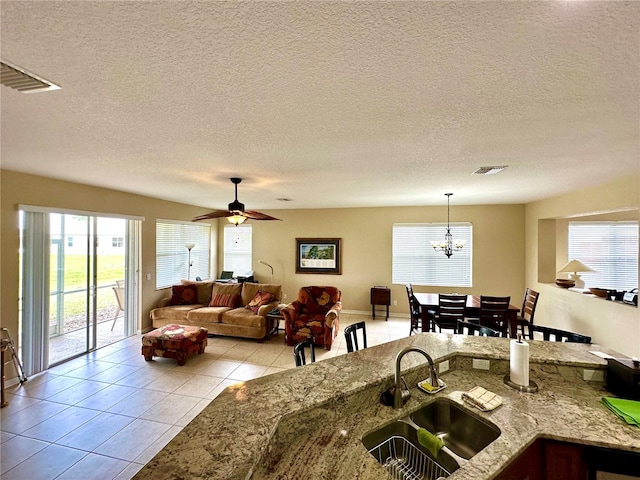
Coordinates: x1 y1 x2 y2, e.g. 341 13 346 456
186 243 195 279
258 260 274 283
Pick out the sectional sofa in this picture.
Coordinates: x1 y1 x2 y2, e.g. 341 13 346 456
150 280 282 341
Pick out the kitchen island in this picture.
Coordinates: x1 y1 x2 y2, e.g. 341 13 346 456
134 333 640 480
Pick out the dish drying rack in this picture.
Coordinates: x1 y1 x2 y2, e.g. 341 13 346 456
368 435 450 480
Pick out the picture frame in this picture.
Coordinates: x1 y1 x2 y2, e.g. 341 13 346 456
295 238 342 275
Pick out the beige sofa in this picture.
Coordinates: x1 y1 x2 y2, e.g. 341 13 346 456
150 281 282 342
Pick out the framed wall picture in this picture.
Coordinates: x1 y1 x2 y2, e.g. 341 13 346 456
295 238 342 275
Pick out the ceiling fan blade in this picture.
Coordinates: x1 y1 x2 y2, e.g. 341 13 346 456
192 210 233 222
243 210 282 221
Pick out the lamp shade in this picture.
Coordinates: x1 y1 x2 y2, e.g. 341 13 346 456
558 259 595 274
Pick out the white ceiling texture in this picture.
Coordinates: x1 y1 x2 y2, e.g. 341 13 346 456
1 1 638 212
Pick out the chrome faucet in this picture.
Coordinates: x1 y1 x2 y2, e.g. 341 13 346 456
391 346 440 409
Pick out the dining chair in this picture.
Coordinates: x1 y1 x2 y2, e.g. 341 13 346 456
430 294 467 333
527 325 591 343
515 288 540 339
456 320 501 337
405 284 422 335
344 321 367 352
111 286 125 331
472 296 511 337
293 337 316 367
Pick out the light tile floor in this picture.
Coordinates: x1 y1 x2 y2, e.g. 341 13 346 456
1 313 409 480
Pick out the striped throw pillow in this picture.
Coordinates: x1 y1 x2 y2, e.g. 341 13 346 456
209 293 239 308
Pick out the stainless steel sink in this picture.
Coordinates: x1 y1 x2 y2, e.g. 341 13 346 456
362 398 500 479
410 397 501 460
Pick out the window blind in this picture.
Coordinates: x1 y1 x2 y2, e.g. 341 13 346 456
223 224 252 274
156 220 211 288
568 221 638 290
392 223 473 287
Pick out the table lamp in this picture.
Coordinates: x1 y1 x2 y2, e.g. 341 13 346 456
558 259 595 289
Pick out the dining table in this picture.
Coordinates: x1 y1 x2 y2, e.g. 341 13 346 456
413 293 521 338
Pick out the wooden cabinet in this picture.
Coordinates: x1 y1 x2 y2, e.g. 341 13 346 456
494 439 543 480
494 440 586 480
544 441 586 480
370 286 390 320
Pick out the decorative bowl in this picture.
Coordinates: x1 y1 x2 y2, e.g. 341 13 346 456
589 288 609 298
555 278 576 288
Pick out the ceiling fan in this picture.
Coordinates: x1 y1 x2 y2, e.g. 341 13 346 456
193 177 281 225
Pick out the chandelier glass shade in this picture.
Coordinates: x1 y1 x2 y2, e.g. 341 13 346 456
431 193 466 258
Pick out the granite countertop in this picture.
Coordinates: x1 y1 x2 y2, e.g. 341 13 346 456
134 333 640 480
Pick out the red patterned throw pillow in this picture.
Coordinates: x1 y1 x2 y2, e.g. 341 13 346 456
169 284 199 305
209 293 240 308
245 291 275 313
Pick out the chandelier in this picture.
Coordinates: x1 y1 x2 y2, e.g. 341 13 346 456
431 193 465 258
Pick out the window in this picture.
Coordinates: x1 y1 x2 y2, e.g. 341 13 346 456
392 223 473 287
224 224 252 274
112 236 123 247
568 221 638 290
156 220 211 288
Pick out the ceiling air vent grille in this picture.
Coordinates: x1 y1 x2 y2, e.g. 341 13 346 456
472 165 508 175
1 60 61 93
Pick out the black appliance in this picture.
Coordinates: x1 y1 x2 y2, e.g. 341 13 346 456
607 357 640 400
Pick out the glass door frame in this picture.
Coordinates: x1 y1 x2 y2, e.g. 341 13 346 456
19 205 143 376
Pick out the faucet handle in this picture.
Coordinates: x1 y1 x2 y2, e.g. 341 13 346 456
400 376 409 391
380 376 411 407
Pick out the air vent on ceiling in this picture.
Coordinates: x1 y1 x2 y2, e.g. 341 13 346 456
1 60 61 93
472 165 508 175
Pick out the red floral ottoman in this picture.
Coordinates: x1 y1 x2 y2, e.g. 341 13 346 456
142 324 208 366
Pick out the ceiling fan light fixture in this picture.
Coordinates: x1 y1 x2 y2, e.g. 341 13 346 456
227 214 246 226
192 177 281 223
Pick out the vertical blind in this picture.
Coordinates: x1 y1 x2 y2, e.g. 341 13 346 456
224 224 252 274
392 223 473 287
568 221 638 290
156 220 211 288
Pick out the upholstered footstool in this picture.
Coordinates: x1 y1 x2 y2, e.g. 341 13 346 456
142 324 208 366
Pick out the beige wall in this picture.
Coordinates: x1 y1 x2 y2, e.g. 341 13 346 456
222 204 525 315
524 175 640 358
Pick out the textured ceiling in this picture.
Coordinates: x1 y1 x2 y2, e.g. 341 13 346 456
1 1 638 211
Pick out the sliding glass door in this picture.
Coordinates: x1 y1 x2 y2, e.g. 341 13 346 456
20 207 141 374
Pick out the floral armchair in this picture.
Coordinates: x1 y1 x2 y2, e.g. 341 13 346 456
282 286 342 351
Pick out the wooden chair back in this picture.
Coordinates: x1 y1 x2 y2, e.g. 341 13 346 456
432 294 467 332
293 337 316 367
478 295 511 337
344 321 367 352
521 288 540 322
405 284 422 335
528 325 591 343
517 288 541 339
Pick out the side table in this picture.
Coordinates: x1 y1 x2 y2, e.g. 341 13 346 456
266 309 284 341
370 286 390 320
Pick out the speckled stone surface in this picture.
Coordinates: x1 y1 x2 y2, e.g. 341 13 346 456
134 333 640 480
